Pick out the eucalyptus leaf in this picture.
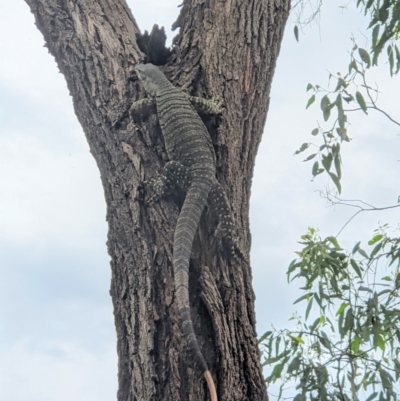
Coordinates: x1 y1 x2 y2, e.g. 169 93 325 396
359 48 371 67
306 94 316 109
294 25 299 42
356 91 368 114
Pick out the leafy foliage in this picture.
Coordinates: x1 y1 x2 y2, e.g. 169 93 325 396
299 38 399 193
295 0 400 192
267 1 400 399
359 0 400 70
261 227 400 400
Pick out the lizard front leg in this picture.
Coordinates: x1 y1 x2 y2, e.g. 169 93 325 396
130 97 156 115
189 96 223 115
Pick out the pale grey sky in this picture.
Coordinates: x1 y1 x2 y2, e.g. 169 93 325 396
0 1 399 400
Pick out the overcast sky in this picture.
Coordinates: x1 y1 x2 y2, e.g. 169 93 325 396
0 1 399 400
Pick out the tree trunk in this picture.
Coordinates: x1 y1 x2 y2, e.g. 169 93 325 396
24 0 290 400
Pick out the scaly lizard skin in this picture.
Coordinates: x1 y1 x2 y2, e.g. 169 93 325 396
132 63 235 401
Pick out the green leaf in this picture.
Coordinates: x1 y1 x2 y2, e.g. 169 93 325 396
352 241 361 254
287 260 302 278
258 331 272 343
335 77 347 91
287 259 300 276
338 309 345 337
350 259 363 279
388 45 394 76
319 336 331 351
362 325 370 342
395 45 400 74
348 59 358 73
394 359 400 379
311 128 319 136
336 127 350 142
395 273 400 288
377 289 391 296
378 6 389 23
303 153 317 161
365 0 374 11
294 143 310 155
305 298 313 320
321 153 333 171
328 172 342 194
275 335 281 356
334 153 342 179
320 95 330 109
365 393 378 401
332 142 340 157
327 236 341 250
368 234 383 245
379 367 393 389
343 307 354 336
336 94 346 129
351 337 361 353
336 302 348 316
358 247 369 259
293 293 312 305
370 242 383 259
311 318 321 334
359 48 371 67
306 83 314 91
312 161 319 176
372 25 380 49
294 25 299 42
356 91 368 114
294 336 304 344
269 362 284 380
287 356 301 373
306 94 316 109
373 29 390 66
381 276 392 282
320 95 331 121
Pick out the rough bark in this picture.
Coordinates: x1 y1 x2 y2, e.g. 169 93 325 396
24 0 290 400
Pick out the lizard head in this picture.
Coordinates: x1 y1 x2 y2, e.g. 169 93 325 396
135 63 170 96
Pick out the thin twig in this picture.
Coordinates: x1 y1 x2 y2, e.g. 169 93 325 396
320 191 400 237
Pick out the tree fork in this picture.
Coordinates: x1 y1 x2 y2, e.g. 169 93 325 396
24 0 290 400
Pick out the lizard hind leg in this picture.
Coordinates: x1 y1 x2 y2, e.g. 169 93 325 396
145 161 192 205
208 182 247 262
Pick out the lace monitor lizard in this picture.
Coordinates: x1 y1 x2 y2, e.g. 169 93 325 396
131 63 236 401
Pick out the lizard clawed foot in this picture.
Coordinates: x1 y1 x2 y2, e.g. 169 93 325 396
209 96 224 114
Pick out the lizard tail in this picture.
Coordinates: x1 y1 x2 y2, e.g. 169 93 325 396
204 370 218 401
173 177 218 401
